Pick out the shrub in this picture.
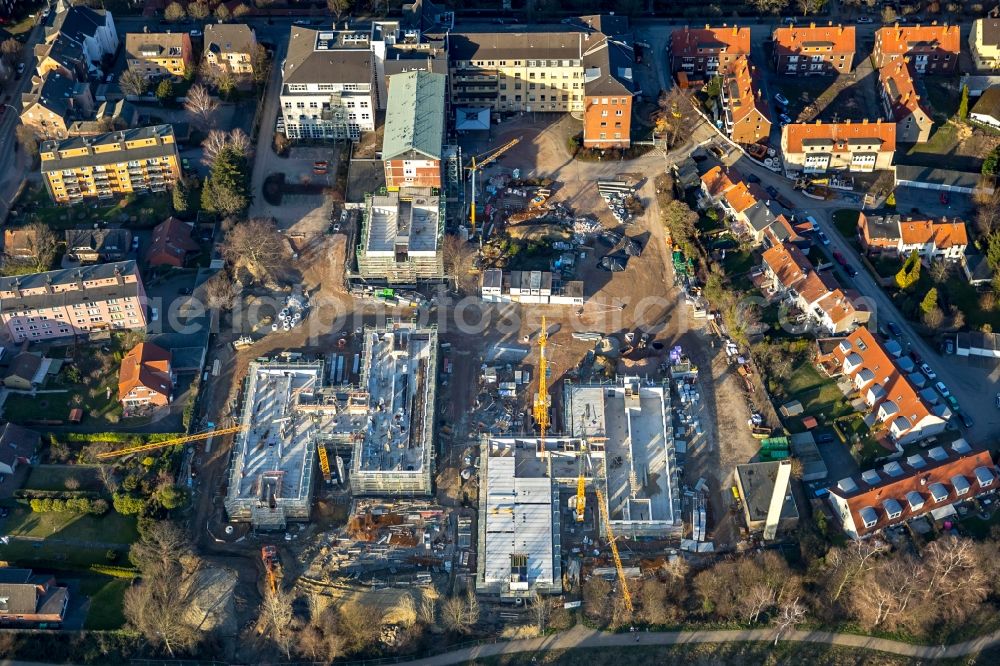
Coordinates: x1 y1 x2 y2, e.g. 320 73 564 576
89 564 138 579
112 493 145 515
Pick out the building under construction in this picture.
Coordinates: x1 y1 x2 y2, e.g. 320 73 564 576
355 189 445 284
564 378 683 538
350 325 438 497
224 359 332 530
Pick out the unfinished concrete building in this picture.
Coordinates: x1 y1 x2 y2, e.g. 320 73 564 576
356 189 445 284
350 325 437 496
564 378 683 537
224 359 326 530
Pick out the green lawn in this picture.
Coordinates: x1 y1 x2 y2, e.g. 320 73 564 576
23 465 104 492
722 249 754 290
782 363 854 433
1 504 138 545
921 77 960 123
907 121 959 158
9 185 173 230
81 577 130 630
0 539 126 569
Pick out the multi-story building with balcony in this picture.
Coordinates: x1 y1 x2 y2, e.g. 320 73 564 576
668 24 751 85
970 18 1000 72
0 261 147 342
771 23 855 75
818 327 949 447
125 31 195 80
873 23 960 73
40 125 181 205
717 55 771 146
280 27 377 141
781 119 896 174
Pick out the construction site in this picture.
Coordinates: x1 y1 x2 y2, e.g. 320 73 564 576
353 189 446 284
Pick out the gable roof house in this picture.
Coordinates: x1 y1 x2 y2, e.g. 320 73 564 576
761 240 812 295
817 326 949 447
969 18 1000 72
118 342 173 408
0 423 40 476
668 24 751 85
125 31 195 80
146 217 200 268
381 70 446 190
772 23 856 75
879 61 933 143
19 70 95 140
203 23 258 79
3 229 41 261
827 442 996 539
698 164 742 202
44 1 119 75
859 212 968 260
718 55 771 146
64 228 132 263
781 120 896 174
2 352 46 392
873 23 960 73
970 86 1000 128
34 33 90 81
0 567 70 626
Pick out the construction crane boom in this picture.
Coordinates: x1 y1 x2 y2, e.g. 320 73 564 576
594 487 633 613
532 317 551 452
95 425 244 459
465 137 520 236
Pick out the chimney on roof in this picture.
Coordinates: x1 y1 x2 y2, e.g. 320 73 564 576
45 276 53 295
114 266 124 286
76 270 84 291
732 25 738 36
810 22 816 28
12 279 21 299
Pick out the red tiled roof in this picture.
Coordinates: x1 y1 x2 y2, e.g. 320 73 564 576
815 287 867 327
723 180 761 213
879 61 933 123
670 25 751 59
118 342 172 402
700 165 741 197
146 217 199 268
725 55 771 127
783 119 896 154
875 23 961 57
772 23 856 56
797 269 839 304
830 446 996 538
762 241 811 289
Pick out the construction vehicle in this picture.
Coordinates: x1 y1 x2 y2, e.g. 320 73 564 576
317 444 332 483
594 487 632 613
465 137 520 236
261 545 281 595
532 317 551 452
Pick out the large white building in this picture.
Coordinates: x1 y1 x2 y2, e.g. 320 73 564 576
280 27 377 141
45 0 119 76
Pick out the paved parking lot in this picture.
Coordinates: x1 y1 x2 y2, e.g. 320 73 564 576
894 185 975 220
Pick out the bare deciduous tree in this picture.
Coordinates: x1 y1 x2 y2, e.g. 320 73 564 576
772 596 807 644
202 128 253 166
337 603 379 653
220 217 290 284
529 591 549 633
1 38 22 64
184 84 219 130
119 69 149 98
442 234 479 294
203 270 240 311
257 588 296 659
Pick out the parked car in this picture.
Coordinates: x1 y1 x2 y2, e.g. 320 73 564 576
920 362 937 379
16 62 24 76
857 16 873 23
779 114 793 125
845 265 858 278
816 432 835 444
747 173 760 184
189 29 202 37
132 236 139 251
960 413 974 428
887 321 903 337
833 250 848 266
944 338 955 354
179 287 193 296
150 307 159 322
940 191 950 205
935 381 951 397
816 230 830 245
774 92 789 106
910 350 923 364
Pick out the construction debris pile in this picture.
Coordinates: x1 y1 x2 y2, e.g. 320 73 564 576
598 178 642 225
270 290 309 333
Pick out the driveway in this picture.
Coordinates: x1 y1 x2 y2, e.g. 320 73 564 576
720 150 1000 446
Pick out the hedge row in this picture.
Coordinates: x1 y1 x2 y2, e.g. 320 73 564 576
15 489 103 500
29 497 109 515
89 564 139 579
58 432 184 445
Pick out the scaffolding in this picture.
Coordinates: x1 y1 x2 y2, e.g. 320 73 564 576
355 190 446 284
443 145 462 201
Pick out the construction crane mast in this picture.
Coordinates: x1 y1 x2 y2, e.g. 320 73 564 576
532 317 551 452
465 137 520 236
594 487 633 613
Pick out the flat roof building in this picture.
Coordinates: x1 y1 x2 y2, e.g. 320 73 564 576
735 461 799 537
225 359 326 529
356 189 445 283
564 378 682 537
350 325 437 496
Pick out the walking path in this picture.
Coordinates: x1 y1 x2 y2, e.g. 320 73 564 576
399 624 1000 665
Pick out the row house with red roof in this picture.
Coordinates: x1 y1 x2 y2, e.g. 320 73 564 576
858 212 968 261
771 23 856 75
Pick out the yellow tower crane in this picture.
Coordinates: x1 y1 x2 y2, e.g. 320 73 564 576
95 426 244 459
594 487 633 613
532 317 551 452
465 137 520 236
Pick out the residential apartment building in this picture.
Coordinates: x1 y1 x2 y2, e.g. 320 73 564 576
125 31 195 80
581 30 635 148
771 23 855 75
382 71 446 190
34 33 90 81
818 326 949 447
827 442 996 539
718 55 770 146
356 189 445 283
858 212 968 260
668 25 751 83
280 27 376 141
43 1 118 76
0 261 147 342
118 342 173 408
762 241 869 334
879 61 933 143
20 71 95 140
781 120 896 174
873 23 960 73
203 24 258 79
371 20 449 110
699 164 742 202
0 568 69 626
969 18 1000 71
40 125 181 205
